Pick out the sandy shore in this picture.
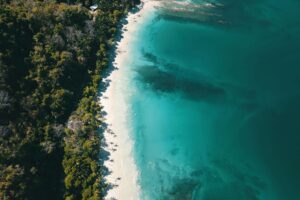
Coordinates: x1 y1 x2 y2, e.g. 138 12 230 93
99 1 160 200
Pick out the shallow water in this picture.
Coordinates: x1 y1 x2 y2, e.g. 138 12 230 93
122 0 300 199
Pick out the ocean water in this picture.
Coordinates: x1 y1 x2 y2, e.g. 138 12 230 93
122 0 300 199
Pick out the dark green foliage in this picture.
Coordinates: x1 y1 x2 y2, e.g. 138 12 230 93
0 0 139 199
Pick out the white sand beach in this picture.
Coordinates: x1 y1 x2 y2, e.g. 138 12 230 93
99 1 160 199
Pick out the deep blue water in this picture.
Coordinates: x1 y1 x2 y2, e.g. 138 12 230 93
124 0 300 199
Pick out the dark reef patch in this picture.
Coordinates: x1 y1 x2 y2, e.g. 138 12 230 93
153 158 266 200
136 65 225 102
166 178 200 200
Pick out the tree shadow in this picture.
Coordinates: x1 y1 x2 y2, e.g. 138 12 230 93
98 3 144 198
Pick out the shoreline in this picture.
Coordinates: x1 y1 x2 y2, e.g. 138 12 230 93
99 1 160 199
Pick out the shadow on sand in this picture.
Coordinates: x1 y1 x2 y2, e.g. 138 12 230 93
97 3 144 199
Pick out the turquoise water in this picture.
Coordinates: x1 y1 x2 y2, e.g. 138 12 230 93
125 0 300 199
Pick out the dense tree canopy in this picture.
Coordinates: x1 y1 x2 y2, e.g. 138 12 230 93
0 0 138 199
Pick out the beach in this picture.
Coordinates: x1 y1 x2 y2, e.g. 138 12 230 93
100 0 300 199
99 1 160 199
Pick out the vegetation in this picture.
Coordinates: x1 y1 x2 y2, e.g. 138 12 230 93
0 0 139 199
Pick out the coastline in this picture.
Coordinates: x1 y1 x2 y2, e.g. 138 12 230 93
99 1 160 199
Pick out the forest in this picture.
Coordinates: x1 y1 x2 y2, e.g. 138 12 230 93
0 0 139 199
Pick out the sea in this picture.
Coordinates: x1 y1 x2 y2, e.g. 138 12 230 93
116 0 300 199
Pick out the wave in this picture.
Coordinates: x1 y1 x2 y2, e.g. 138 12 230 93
153 0 271 29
